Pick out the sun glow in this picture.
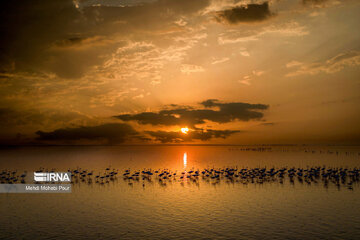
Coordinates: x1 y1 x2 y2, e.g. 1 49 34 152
181 127 189 134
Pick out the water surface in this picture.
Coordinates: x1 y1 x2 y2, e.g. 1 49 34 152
1 145 360 240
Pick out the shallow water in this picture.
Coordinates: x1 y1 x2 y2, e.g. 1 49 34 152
1 146 360 240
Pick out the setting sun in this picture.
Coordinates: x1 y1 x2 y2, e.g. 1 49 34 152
181 127 189 134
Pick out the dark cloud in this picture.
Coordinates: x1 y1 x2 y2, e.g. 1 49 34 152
0 0 118 78
146 129 240 143
114 99 269 127
0 0 210 78
35 123 139 144
215 2 273 24
0 0 83 75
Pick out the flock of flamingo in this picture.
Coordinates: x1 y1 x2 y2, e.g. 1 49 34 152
1 166 359 190
1 147 359 189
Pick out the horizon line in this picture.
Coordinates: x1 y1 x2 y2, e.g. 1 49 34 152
1 143 360 147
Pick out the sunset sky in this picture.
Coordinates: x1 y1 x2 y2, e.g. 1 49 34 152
0 0 359 145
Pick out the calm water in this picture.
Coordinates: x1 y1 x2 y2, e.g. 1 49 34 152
1 145 360 239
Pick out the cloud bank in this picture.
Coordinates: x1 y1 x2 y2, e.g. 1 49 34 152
31 99 268 144
36 123 140 144
114 99 269 127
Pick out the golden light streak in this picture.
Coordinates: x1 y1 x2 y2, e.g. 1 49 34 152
183 152 187 168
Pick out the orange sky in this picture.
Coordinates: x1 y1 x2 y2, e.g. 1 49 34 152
0 0 359 145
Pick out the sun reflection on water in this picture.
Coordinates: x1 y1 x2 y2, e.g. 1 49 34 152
183 152 187 169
